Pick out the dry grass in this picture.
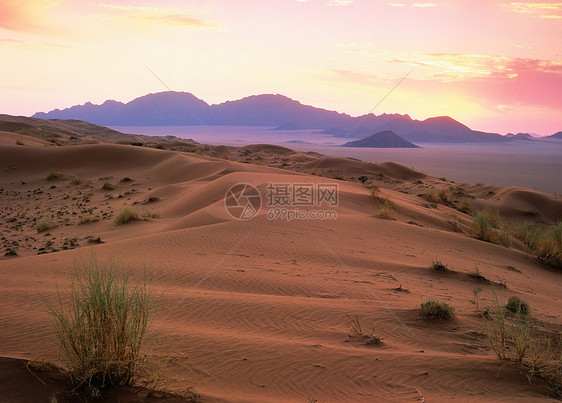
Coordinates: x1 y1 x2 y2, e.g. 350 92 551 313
346 313 383 345
102 181 115 191
470 208 511 247
378 198 396 220
457 198 472 215
37 219 57 233
47 254 154 394
431 260 450 272
114 205 140 225
79 215 100 225
420 298 455 321
46 170 62 181
448 215 463 232
515 222 562 269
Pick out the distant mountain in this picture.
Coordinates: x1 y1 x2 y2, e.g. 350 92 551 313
545 131 562 139
342 131 420 148
505 133 536 141
33 91 543 143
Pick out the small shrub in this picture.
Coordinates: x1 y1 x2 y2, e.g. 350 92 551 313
358 175 368 184
438 189 450 204
346 314 383 345
102 181 115 191
506 296 530 316
420 298 455 321
71 177 81 185
46 170 62 181
37 219 57 233
424 189 440 204
535 222 562 269
457 198 472 215
431 260 450 272
378 198 396 220
468 266 489 283
16 139 24 145
471 208 511 246
114 205 140 225
484 291 508 359
448 215 462 232
79 215 100 224
369 182 380 197
47 254 154 392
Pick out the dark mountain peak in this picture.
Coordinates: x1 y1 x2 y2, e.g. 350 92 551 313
547 131 562 139
342 130 420 148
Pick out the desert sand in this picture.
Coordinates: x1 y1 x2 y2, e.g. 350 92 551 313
1 130 561 402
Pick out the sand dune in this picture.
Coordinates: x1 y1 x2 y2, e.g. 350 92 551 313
1 140 561 402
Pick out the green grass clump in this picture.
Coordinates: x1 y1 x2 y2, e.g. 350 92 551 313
420 298 455 321
114 205 140 225
48 255 154 393
470 208 511 247
36 219 57 233
46 170 62 181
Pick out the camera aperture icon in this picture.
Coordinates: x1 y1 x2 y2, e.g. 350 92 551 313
224 183 262 220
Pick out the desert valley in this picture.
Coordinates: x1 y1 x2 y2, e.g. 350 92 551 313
0 111 561 402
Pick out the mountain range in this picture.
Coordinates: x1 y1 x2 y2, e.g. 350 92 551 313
33 92 561 143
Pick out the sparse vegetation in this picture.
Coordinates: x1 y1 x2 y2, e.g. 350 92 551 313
457 198 472 215
506 295 530 316
378 198 396 220
424 189 440 204
358 175 368 184
47 255 154 395
369 182 380 197
346 313 383 345
431 260 450 272
468 266 489 283
448 215 463 232
470 208 511 247
79 215 100 224
46 170 62 181
515 222 562 269
102 181 115 191
420 298 455 321
37 219 57 233
70 177 81 185
114 205 140 225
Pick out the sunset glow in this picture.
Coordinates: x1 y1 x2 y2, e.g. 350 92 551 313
1 0 561 135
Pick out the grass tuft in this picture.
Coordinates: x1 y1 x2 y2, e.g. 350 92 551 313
46 170 63 181
47 254 154 394
470 208 511 247
114 205 140 225
420 298 455 321
37 219 57 233
431 260 450 272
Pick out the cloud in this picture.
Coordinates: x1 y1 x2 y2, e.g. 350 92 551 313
95 4 216 28
0 0 61 32
507 2 562 18
412 3 437 7
327 0 354 6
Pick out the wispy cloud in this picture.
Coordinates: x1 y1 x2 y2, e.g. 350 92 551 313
96 4 217 28
507 2 562 18
327 0 354 6
0 0 61 33
412 3 437 7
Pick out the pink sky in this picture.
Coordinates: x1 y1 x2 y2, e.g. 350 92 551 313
1 0 561 135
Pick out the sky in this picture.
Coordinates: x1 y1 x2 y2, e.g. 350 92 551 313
1 0 561 135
